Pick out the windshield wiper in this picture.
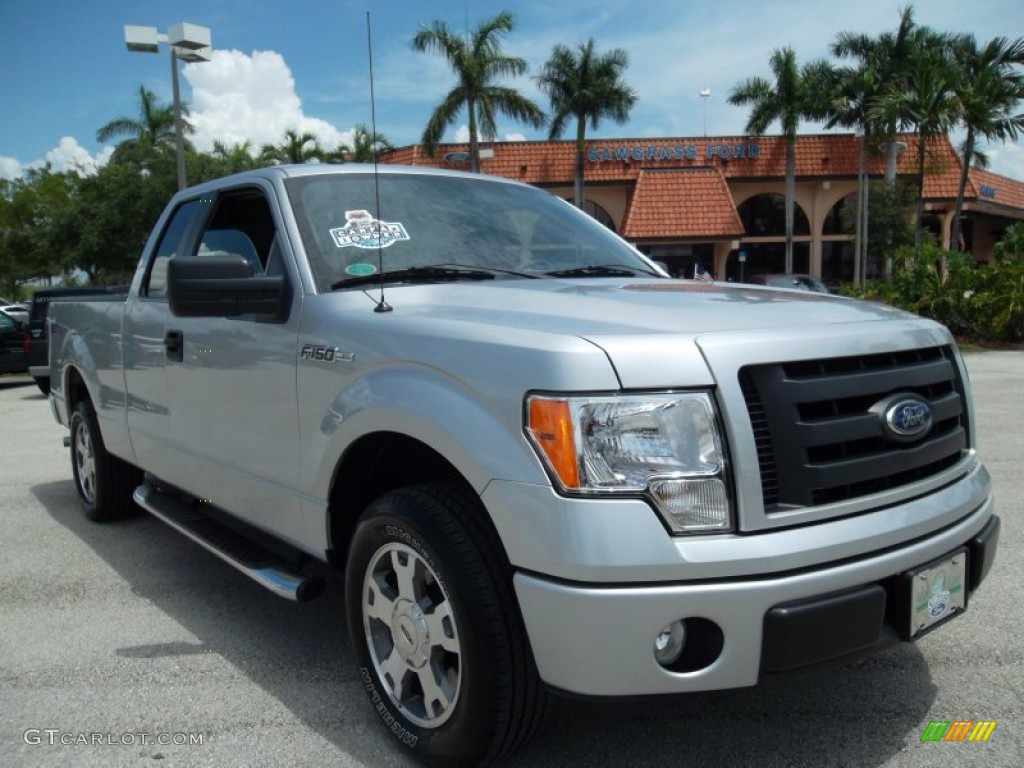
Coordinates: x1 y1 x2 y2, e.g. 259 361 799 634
544 264 663 278
331 265 498 290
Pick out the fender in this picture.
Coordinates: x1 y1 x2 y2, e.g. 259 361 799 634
303 362 549 502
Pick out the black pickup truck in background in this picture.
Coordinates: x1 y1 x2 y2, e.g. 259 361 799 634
26 286 127 393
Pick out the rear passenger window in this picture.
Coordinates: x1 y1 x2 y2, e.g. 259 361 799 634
145 200 204 298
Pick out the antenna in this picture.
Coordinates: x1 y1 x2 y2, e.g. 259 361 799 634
366 11 391 313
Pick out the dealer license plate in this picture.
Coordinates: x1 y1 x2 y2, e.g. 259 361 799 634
909 549 967 638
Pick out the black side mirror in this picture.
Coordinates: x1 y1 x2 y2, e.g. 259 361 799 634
168 256 288 319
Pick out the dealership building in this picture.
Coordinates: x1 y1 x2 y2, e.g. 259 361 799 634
383 133 1024 283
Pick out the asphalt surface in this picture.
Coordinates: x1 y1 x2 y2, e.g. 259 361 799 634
1 352 1021 767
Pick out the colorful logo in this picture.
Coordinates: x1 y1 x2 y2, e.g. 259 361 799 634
920 720 997 742
330 210 409 250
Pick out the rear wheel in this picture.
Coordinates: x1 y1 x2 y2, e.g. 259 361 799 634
345 483 546 765
69 399 141 521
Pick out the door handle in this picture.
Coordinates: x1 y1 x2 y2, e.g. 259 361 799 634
165 330 183 362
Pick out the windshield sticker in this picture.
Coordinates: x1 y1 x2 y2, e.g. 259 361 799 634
345 262 377 277
330 209 410 249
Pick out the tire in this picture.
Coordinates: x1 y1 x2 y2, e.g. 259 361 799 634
33 377 50 395
345 483 546 765
69 399 142 521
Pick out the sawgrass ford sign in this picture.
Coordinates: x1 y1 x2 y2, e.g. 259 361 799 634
587 143 762 162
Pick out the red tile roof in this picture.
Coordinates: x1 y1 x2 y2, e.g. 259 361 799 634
381 133 1024 216
621 168 743 240
968 166 1024 212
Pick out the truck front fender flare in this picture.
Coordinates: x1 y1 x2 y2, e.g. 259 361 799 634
306 364 545 503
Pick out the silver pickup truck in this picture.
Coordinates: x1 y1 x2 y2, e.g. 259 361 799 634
49 164 999 764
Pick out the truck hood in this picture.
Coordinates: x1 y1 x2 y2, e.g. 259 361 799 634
367 277 935 388
386 277 913 333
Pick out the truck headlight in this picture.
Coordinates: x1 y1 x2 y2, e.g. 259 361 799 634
526 393 732 533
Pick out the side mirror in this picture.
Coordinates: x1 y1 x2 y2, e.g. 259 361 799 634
168 256 288 319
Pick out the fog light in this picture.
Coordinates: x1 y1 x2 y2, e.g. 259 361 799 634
653 620 686 667
650 477 731 533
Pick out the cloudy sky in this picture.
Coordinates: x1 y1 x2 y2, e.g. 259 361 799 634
2 0 1023 180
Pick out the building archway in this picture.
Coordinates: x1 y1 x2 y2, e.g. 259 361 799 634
737 193 810 237
821 192 857 284
563 197 617 232
730 194 811 280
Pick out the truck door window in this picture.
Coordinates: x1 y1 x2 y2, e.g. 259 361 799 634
198 229 262 274
196 192 277 275
145 200 205 298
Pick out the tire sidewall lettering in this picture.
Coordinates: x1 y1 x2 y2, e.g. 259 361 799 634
382 522 450 596
359 667 419 747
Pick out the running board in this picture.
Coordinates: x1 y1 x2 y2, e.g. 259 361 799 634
133 484 323 602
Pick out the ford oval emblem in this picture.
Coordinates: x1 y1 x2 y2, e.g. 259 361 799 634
884 398 933 441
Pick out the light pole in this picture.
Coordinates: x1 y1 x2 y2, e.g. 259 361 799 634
699 89 711 137
124 23 212 190
854 124 865 288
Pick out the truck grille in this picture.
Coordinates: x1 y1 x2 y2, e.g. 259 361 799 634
739 345 968 511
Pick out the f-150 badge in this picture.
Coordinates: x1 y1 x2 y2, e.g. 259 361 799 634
300 344 354 363
330 209 409 249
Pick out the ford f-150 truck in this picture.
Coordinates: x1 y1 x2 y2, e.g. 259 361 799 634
49 164 999 765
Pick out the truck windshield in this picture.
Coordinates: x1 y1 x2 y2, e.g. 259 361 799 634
285 172 659 291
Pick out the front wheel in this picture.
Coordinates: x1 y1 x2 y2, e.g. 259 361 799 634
345 484 545 765
69 399 141 521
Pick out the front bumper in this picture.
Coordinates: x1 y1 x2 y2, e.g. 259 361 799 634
514 500 997 696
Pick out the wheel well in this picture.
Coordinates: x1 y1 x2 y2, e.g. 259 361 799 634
66 367 89 413
327 432 477 569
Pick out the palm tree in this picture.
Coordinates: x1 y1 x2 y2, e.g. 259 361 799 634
329 124 394 163
96 85 190 150
538 39 637 209
818 62 879 285
211 140 258 174
259 130 323 165
871 37 960 250
728 48 826 273
833 6 920 184
948 34 1024 252
411 10 544 172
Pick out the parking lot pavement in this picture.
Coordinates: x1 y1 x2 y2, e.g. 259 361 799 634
1 353 1021 768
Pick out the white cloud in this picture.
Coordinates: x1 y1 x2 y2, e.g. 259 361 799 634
1 138 112 179
95 145 116 167
0 156 23 180
986 143 1024 181
504 132 527 142
44 137 113 175
184 49 354 154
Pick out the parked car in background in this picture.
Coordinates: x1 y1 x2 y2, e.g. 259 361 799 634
0 311 27 374
1 304 29 327
25 287 128 394
746 273 831 293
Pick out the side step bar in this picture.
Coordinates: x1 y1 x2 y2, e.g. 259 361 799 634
133 484 324 603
